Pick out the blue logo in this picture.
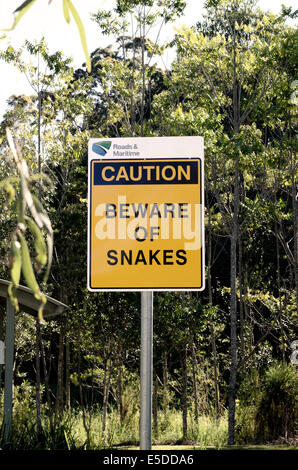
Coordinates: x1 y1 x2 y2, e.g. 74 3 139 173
92 140 112 156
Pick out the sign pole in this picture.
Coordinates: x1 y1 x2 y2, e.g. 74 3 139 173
4 296 15 441
140 291 153 450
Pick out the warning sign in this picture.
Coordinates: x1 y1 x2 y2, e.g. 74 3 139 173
88 137 204 291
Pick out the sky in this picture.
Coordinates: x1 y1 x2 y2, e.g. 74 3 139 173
0 0 296 117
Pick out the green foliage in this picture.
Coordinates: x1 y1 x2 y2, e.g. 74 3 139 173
115 0 186 22
1 0 91 72
0 129 53 320
236 363 298 444
255 362 298 442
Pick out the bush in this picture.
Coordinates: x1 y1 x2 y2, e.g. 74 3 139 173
255 362 298 442
236 362 298 444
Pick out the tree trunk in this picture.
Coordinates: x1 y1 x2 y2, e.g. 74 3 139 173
35 318 42 436
40 334 53 431
140 6 146 137
55 319 65 419
182 345 188 442
275 219 286 361
153 372 158 438
77 325 90 440
0 310 4 391
207 188 220 417
228 138 240 444
211 323 220 418
102 357 112 435
238 236 245 360
117 359 124 423
191 340 199 423
290 149 298 312
162 351 169 425
65 332 71 410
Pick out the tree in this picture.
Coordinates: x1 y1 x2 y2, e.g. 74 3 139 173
152 0 297 444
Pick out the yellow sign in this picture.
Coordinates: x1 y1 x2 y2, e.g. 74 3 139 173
88 137 204 291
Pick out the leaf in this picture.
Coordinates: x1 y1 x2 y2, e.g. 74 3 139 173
16 191 25 224
4 183 15 204
19 232 47 322
26 216 47 267
0 176 19 189
19 232 39 292
67 0 91 73
14 0 36 14
2 0 37 32
8 237 22 311
63 0 71 23
10 238 22 287
31 195 53 235
30 195 53 282
44 233 53 283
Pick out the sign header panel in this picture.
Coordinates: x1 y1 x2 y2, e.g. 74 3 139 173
88 137 204 291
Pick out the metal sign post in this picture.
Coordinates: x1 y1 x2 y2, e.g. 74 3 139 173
4 297 15 441
140 291 153 450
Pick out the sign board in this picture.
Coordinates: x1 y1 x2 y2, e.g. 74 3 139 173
88 137 204 291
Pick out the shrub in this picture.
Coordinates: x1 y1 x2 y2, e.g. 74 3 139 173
255 362 298 442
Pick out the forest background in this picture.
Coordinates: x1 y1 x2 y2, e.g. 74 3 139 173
0 0 297 451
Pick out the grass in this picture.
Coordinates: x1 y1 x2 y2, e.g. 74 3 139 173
118 444 298 450
0 396 296 451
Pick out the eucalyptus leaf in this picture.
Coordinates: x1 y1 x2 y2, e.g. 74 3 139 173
63 0 71 23
67 0 91 73
2 0 37 32
26 216 47 267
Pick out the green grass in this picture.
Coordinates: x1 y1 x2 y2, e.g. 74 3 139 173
1 393 297 451
117 444 298 451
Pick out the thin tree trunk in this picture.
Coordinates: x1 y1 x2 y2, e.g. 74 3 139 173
207 189 220 417
182 345 188 442
55 319 65 419
275 219 286 361
77 325 89 440
153 372 158 437
0 311 4 391
117 359 124 423
228 136 240 444
65 332 71 410
290 149 298 311
162 351 169 425
191 340 199 423
36 318 42 436
228 230 238 445
228 29 241 439
140 6 146 137
40 334 53 431
211 324 220 418
102 357 112 435
238 236 245 360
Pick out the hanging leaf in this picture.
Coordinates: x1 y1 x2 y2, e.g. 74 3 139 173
14 0 36 14
3 128 53 321
26 216 47 267
67 0 91 73
63 0 71 23
2 0 37 31
1 0 91 72
8 237 22 311
19 231 47 321
3 183 16 204
16 191 25 224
